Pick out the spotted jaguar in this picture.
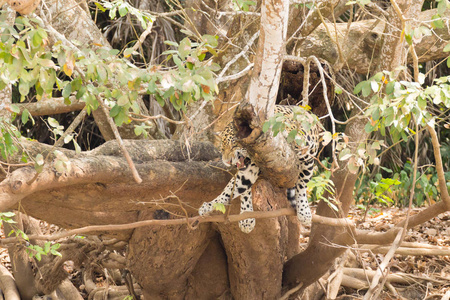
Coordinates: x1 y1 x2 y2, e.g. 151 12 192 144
199 105 321 233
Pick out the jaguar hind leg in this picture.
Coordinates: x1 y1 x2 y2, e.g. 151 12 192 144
295 182 312 226
287 187 296 208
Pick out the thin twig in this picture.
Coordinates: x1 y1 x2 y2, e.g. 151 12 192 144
279 283 303 300
216 63 254 84
217 31 259 79
301 59 310 106
54 109 87 148
96 96 142 184
130 113 185 125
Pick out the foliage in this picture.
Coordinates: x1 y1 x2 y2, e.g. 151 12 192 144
262 105 323 147
233 0 257 11
0 212 62 261
94 0 153 29
355 162 446 208
0 7 220 169
26 242 62 262
307 159 337 210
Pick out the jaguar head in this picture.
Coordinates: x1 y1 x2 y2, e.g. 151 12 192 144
220 125 250 170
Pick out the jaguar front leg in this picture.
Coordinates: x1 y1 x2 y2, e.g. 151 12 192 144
198 176 237 216
238 189 255 233
199 164 259 233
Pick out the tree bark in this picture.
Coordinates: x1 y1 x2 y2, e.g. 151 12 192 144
0 140 229 240
297 9 448 74
217 180 296 299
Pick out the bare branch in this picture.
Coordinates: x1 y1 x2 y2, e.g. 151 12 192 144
5 97 85 116
428 125 450 209
0 209 350 245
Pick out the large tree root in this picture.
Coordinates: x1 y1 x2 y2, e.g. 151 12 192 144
0 264 20 300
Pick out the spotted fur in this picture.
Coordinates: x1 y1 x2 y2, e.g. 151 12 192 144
199 106 320 233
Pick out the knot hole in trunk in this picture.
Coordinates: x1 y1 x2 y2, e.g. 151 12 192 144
234 105 257 140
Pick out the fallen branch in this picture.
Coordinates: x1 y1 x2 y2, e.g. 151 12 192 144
360 244 450 256
343 267 445 285
350 201 449 245
363 229 404 300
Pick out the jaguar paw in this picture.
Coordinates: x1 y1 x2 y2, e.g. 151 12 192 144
198 202 213 216
239 218 255 233
297 211 312 226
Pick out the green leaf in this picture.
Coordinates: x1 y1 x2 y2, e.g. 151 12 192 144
21 108 30 124
118 4 128 17
35 153 44 171
365 122 376 133
94 2 106 12
109 105 121 118
50 248 62 257
96 65 108 82
404 32 412 45
417 96 427 110
114 109 128 126
287 129 298 143
262 121 270 133
155 93 165 107
173 55 183 68
164 41 179 47
18 79 30 96
178 38 191 59
437 0 448 15
47 117 59 128
362 81 372 97
62 83 72 99
385 81 395 94
212 203 226 214
192 75 208 85
444 42 450 52
372 107 380 121
44 242 50 254
117 94 129 106
202 34 218 48
32 31 43 47
353 81 365 94
9 104 20 114
432 15 445 29
123 47 134 58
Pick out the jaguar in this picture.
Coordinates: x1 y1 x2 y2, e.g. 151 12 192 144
199 105 321 233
